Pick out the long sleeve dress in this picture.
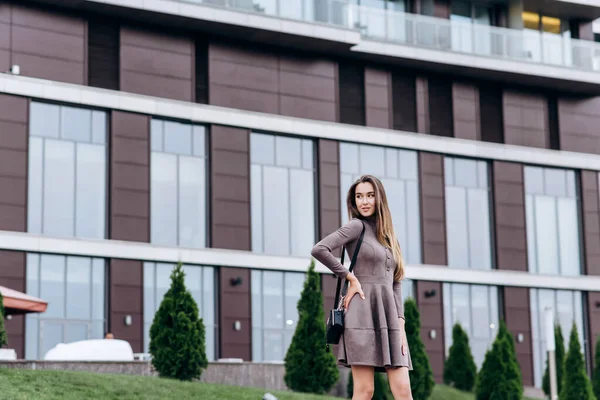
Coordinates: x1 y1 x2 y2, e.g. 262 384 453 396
311 217 413 372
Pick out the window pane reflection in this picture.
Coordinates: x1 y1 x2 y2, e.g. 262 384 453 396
26 254 105 360
525 166 581 276
445 157 492 270
530 288 585 388
252 270 305 362
251 133 315 257
28 102 107 240
443 283 498 368
150 119 208 249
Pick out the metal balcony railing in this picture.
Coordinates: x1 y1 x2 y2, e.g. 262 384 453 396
182 0 600 72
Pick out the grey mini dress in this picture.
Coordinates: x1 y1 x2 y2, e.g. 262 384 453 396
311 217 413 372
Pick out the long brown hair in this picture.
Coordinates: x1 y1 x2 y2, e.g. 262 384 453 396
346 175 405 282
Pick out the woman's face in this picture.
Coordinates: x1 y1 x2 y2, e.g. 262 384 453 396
355 182 376 218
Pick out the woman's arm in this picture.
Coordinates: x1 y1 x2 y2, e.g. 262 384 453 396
399 316 408 355
393 281 405 320
394 282 409 354
311 219 364 280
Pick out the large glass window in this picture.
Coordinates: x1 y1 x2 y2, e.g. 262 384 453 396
143 262 216 361
525 167 581 276
443 283 499 368
445 157 492 270
250 133 316 257
25 254 106 359
151 119 208 249
401 278 415 301
28 102 107 239
339 143 421 264
530 289 584 388
251 270 305 362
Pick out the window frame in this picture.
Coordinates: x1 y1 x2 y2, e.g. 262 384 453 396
150 117 210 249
249 131 318 257
251 269 306 363
25 253 107 360
28 101 109 240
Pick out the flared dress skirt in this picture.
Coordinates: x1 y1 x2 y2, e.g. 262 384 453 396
336 275 413 372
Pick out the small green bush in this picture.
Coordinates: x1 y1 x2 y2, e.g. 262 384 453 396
444 323 477 391
149 263 208 381
404 298 434 400
284 260 339 394
593 335 600 400
475 320 522 400
559 322 596 400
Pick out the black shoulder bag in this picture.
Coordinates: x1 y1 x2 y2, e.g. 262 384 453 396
325 221 366 350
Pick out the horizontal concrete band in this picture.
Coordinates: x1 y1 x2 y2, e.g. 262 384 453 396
1 230 599 291
2 73 600 171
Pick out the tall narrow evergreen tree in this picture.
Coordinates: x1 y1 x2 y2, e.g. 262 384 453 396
593 335 600 400
404 298 434 400
542 324 565 397
559 322 596 400
444 323 477 391
0 291 6 347
149 263 208 381
284 260 339 394
475 320 522 400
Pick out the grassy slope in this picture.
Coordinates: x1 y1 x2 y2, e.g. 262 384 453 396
0 368 536 400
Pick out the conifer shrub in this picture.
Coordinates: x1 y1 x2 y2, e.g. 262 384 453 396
284 260 339 394
475 320 522 400
559 322 595 400
149 263 208 381
404 298 434 400
444 323 477 391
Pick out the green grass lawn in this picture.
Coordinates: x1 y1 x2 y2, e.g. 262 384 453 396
0 367 537 400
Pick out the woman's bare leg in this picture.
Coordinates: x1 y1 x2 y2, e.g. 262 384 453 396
387 367 412 400
351 366 375 400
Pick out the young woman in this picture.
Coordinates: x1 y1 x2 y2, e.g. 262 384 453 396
311 175 413 400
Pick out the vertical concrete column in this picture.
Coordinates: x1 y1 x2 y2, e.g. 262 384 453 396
580 171 600 374
492 161 534 386
210 125 252 360
417 152 446 383
108 111 150 353
0 94 28 358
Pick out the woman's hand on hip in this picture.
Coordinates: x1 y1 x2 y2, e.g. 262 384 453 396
343 274 365 310
399 318 408 356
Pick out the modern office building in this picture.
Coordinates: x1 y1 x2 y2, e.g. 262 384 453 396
1 0 600 390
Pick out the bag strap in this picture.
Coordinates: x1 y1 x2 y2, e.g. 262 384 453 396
331 221 366 310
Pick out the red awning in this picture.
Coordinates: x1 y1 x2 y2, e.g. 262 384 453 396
1 286 48 315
